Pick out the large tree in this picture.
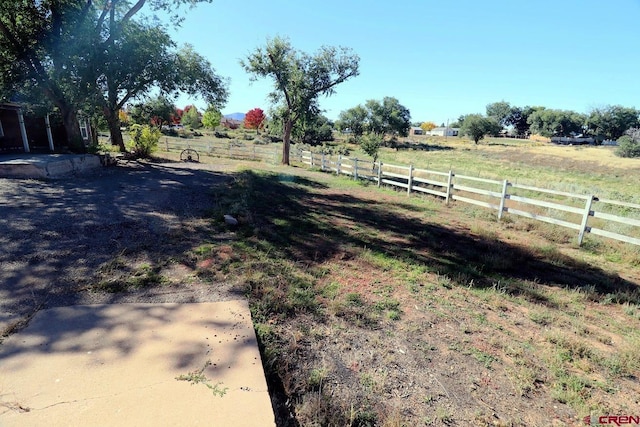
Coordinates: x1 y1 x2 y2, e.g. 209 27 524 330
245 107 266 133
202 106 222 130
365 97 412 137
0 0 224 153
586 105 639 141
0 0 93 151
527 108 585 137
129 95 176 129
460 114 501 144
486 101 512 128
181 105 202 129
335 105 368 138
241 36 359 165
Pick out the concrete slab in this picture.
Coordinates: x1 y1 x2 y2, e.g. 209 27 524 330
0 154 102 178
0 301 275 427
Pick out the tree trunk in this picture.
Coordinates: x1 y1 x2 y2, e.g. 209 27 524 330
104 107 126 152
282 118 293 165
60 107 86 153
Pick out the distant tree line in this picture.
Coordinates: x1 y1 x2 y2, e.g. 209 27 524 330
450 101 640 145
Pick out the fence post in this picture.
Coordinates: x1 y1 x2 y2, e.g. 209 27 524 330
377 162 383 187
498 179 510 220
577 195 595 246
337 155 342 175
407 164 414 195
321 153 326 171
445 170 454 204
165 138 169 152
310 151 315 168
353 158 359 180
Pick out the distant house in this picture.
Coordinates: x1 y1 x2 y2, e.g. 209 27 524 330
221 117 242 129
0 103 88 153
409 127 424 136
426 127 459 137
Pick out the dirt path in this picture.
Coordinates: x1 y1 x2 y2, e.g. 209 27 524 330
0 159 237 336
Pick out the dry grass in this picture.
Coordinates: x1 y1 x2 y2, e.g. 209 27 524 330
191 142 640 426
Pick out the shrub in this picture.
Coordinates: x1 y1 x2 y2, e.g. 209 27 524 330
616 135 640 158
360 134 383 162
127 124 160 158
214 131 231 139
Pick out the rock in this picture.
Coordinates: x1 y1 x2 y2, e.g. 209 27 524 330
224 215 238 226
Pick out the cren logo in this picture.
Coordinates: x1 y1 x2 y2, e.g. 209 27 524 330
583 416 640 426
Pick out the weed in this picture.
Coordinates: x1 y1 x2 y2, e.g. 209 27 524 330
471 348 496 369
175 361 228 397
308 368 328 390
529 309 555 326
435 406 453 424
346 292 365 307
322 281 341 299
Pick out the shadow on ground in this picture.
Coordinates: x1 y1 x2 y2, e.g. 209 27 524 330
0 161 236 335
234 171 639 305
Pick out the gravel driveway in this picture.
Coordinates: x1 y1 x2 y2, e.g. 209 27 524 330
0 159 236 335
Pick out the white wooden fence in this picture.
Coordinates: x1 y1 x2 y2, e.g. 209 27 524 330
295 150 640 247
161 137 280 163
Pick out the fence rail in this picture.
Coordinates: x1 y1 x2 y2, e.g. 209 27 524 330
294 149 640 247
161 137 280 163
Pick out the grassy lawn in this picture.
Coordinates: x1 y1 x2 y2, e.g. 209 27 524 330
191 149 639 426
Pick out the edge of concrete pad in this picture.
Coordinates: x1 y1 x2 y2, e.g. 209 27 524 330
0 154 102 178
0 301 275 427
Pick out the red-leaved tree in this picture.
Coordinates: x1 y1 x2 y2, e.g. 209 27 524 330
245 108 266 133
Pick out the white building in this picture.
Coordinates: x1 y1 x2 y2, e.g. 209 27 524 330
426 127 459 137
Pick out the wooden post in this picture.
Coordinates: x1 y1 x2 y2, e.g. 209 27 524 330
578 195 595 246
377 162 383 187
165 138 169 151
310 151 315 168
445 170 454 204
321 153 326 171
337 155 342 175
353 158 359 180
407 164 414 195
498 179 510 220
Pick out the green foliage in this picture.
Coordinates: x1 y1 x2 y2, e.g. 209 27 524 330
336 105 368 137
127 124 160 157
616 129 640 158
0 0 227 153
587 105 640 140
240 36 359 164
365 97 411 137
527 108 586 137
360 134 382 162
202 106 222 130
181 105 202 129
129 95 176 128
460 114 501 144
486 101 512 128
301 114 335 145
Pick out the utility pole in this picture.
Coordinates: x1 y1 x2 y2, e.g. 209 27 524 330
445 118 449 141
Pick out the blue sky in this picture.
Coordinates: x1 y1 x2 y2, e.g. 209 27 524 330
164 0 640 124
